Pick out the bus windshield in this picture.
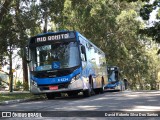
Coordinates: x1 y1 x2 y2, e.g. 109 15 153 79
107 67 119 82
30 42 80 71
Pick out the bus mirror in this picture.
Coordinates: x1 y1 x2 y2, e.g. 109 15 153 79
81 54 85 61
81 45 86 54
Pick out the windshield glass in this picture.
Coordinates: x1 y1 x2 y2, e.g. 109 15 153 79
108 68 119 82
30 42 80 71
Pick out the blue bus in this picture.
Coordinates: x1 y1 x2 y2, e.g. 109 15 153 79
104 66 125 91
28 30 108 99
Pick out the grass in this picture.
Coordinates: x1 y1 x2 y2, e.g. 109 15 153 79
0 92 46 102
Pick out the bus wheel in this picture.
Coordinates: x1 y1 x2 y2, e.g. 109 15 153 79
83 76 94 97
46 93 55 99
99 78 104 94
83 89 91 97
68 92 78 97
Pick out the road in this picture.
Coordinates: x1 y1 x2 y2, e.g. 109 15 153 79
0 90 160 120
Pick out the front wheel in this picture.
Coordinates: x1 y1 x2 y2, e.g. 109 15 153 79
46 93 61 99
68 92 78 97
46 93 56 99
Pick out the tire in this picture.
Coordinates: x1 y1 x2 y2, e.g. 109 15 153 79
83 89 91 97
83 76 94 97
68 92 78 97
46 93 56 99
99 77 104 94
94 89 100 94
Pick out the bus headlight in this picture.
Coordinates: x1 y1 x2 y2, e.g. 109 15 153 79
75 74 80 80
70 74 80 83
31 80 38 87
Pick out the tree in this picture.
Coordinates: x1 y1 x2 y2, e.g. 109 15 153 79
0 0 41 91
0 0 66 91
123 0 160 43
62 0 159 89
0 0 13 22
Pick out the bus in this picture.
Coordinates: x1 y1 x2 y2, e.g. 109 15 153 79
104 66 126 91
28 30 108 99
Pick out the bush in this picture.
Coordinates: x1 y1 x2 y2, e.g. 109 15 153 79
14 81 23 91
23 81 29 91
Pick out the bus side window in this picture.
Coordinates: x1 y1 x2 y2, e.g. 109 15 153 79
81 45 87 61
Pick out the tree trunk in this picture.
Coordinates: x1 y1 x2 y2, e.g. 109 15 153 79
9 46 13 92
22 47 28 90
43 12 48 33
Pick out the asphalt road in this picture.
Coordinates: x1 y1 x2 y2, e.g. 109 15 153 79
0 90 160 120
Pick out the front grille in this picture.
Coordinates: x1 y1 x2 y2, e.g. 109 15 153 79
39 83 69 91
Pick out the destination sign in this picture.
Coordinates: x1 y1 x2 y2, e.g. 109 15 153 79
35 32 75 43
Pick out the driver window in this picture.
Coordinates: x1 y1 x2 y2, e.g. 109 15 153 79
80 45 87 61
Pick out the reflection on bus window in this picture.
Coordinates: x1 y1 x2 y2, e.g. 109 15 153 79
31 42 80 71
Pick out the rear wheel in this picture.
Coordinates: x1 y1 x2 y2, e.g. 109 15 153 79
99 77 105 94
94 89 100 94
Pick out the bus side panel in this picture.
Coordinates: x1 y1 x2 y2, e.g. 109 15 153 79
78 33 107 90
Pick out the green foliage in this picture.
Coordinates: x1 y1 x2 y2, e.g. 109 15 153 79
15 81 23 91
23 81 29 91
124 0 160 43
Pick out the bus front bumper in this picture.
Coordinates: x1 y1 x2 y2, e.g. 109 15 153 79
30 79 85 94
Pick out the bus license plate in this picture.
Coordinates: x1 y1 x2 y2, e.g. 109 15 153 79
49 86 58 90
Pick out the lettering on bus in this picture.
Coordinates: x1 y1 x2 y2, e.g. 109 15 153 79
36 33 69 43
57 78 69 82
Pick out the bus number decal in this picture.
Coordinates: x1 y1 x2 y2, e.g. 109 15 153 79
58 78 69 82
